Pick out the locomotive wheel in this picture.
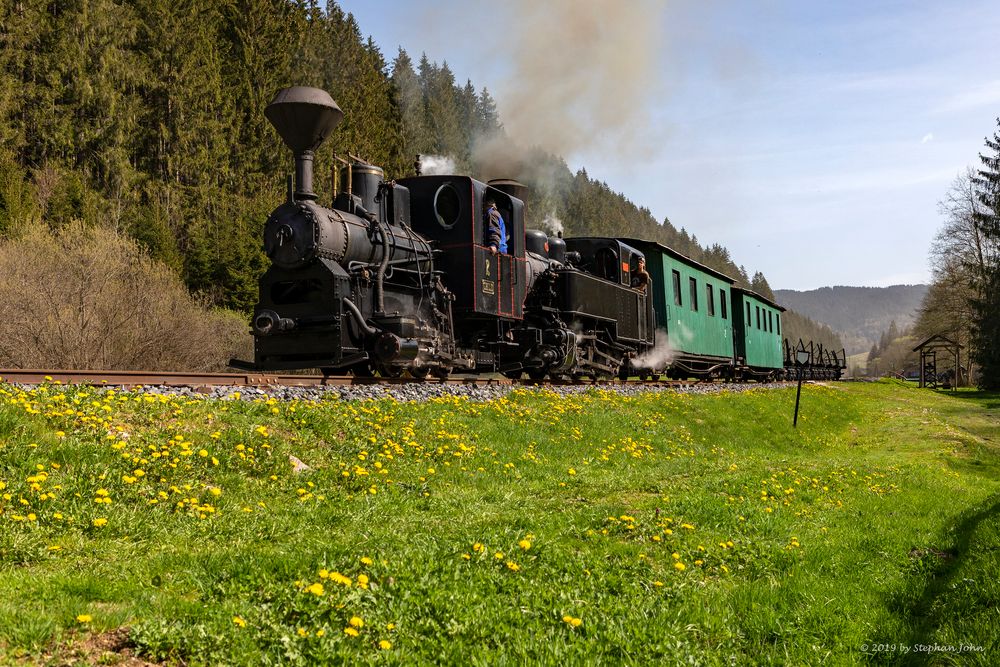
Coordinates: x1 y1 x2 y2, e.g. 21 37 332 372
377 364 402 378
432 366 451 380
527 368 548 381
503 370 524 380
638 371 650 381
351 362 375 378
409 367 430 380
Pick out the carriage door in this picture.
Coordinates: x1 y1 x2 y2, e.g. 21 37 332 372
498 253 515 316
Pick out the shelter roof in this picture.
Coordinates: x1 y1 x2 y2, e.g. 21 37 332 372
912 334 964 352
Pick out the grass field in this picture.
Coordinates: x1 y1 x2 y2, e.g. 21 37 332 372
0 380 998 665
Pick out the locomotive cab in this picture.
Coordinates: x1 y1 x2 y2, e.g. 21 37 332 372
564 238 642 287
398 175 527 322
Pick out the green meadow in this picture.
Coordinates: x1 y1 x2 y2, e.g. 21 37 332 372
0 380 997 665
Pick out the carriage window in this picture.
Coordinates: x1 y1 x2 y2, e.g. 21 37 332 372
776 313 780 335
689 277 698 311
720 290 728 319
746 302 751 328
433 183 461 230
706 284 715 316
672 270 682 306
756 306 761 329
768 311 773 332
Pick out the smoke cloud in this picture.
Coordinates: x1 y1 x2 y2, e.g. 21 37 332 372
496 0 668 159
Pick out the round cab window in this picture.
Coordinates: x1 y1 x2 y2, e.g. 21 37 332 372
433 183 461 230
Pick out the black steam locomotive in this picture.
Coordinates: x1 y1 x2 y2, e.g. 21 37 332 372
231 87 843 382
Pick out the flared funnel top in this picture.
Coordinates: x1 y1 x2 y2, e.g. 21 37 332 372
265 86 343 154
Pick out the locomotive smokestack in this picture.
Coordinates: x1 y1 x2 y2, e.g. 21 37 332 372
265 87 344 201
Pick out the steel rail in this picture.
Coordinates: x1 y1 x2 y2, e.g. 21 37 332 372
0 368 706 390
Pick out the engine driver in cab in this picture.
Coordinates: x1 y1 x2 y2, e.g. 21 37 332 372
484 198 507 256
632 256 650 294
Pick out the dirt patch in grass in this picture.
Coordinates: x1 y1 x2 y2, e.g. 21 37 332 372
32 629 160 666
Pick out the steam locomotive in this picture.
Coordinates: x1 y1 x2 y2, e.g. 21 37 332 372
230 87 844 381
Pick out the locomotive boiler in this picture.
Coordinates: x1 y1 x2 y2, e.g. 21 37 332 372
233 87 456 377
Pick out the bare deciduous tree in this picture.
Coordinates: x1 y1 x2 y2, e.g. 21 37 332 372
0 222 250 370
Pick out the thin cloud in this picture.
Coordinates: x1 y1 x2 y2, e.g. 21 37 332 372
933 80 1000 114
921 133 934 144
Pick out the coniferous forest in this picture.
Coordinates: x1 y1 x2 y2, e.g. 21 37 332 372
0 0 839 364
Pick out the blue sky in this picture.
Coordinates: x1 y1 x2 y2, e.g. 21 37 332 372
339 0 1000 289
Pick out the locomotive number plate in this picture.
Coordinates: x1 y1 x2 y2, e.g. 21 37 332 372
482 280 495 295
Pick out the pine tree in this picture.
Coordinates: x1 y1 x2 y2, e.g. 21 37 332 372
970 118 1000 388
391 48 432 167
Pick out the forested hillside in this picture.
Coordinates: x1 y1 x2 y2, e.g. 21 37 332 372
774 285 928 355
0 0 786 316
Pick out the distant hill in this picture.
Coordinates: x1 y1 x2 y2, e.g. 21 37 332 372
773 285 928 355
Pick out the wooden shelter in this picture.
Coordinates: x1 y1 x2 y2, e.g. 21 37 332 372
912 334 964 389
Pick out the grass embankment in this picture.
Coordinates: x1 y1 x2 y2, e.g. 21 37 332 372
0 380 997 665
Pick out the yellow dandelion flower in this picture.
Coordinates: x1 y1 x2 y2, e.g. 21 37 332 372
674 562 686 571
472 542 484 552
349 616 364 628
343 627 359 637
518 539 532 550
233 616 247 627
92 518 108 527
297 628 309 637
379 639 392 650
506 561 520 572
305 582 324 596
360 556 374 566
76 614 92 623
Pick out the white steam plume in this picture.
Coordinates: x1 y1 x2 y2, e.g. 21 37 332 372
540 213 564 236
632 328 675 370
632 321 692 370
420 154 457 176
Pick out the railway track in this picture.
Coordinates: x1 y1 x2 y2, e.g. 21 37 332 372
0 368 705 390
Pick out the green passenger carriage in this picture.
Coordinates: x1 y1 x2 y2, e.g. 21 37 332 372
623 239 737 378
730 287 785 380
